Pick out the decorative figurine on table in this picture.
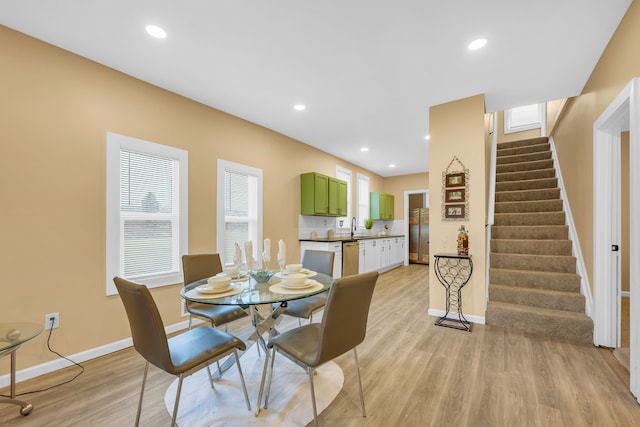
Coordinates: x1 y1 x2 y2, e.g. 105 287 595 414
457 225 469 255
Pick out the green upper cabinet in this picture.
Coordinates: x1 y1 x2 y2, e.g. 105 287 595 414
370 191 394 220
301 172 348 216
328 177 347 216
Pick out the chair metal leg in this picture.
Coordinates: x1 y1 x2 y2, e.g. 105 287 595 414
135 362 149 427
206 364 215 389
264 346 277 409
233 350 251 411
307 367 319 427
255 345 272 416
171 374 184 427
353 347 366 417
188 315 193 330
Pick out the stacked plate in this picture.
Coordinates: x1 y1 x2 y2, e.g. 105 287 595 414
196 276 232 294
280 273 315 289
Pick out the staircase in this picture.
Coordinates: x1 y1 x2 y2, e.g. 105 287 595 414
485 137 594 344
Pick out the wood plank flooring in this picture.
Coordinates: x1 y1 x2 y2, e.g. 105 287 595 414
2 264 639 426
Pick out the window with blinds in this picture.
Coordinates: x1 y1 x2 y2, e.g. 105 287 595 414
357 173 370 227
216 160 262 267
106 133 188 295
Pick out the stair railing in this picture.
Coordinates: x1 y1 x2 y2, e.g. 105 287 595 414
486 112 498 302
549 136 594 318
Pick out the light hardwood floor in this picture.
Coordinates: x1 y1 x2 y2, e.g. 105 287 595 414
2 265 639 426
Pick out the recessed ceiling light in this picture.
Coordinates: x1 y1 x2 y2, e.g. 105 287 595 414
360 147 369 152
294 104 306 111
425 134 430 140
146 25 167 39
389 164 396 168
468 38 487 51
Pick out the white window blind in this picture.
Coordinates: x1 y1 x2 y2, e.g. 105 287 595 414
217 160 262 267
106 132 188 295
357 173 370 227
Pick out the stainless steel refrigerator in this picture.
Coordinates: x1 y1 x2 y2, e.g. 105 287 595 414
409 208 429 264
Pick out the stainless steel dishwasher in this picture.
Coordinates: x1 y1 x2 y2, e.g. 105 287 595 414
342 241 360 276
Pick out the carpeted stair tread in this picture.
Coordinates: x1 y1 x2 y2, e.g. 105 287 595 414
491 239 573 256
497 137 549 150
491 253 576 273
496 142 550 157
489 268 581 292
497 150 551 165
491 225 568 240
489 284 585 313
495 188 560 202
496 177 558 192
486 301 593 344
496 168 556 182
494 211 565 226
495 199 563 213
496 159 554 173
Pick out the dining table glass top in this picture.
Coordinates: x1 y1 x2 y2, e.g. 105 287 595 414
0 322 43 353
181 270 333 306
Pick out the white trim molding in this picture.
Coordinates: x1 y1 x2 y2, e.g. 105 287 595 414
592 77 640 403
549 137 594 320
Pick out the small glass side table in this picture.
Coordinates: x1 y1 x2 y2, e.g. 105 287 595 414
1 322 43 415
433 253 473 332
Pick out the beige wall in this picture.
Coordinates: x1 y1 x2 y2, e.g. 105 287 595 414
383 172 429 219
552 1 640 292
429 94 487 318
0 25 414 372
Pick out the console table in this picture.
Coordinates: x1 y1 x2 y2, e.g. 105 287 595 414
433 253 473 331
1 322 43 415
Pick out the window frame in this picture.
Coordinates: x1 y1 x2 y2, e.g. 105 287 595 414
504 103 543 134
105 132 188 296
216 159 263 267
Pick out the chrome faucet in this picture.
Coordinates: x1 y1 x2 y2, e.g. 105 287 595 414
351 217 357 239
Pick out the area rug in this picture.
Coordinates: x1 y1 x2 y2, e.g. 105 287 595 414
164 349 344 426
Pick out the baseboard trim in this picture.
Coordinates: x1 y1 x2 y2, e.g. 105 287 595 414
0 318 200 388
428 309 485 325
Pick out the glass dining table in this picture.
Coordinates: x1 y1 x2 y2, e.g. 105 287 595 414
180 270 333 377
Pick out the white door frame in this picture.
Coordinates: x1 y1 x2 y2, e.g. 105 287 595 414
593 77 640 402
404 189 429 266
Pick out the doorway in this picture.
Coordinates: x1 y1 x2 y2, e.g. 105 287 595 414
593 77 639 403
403 189 429 266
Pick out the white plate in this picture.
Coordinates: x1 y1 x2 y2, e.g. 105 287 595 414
216 273 249 281
196 284 233 294
269 282 324 295
280 279 316 290
275 270 317 279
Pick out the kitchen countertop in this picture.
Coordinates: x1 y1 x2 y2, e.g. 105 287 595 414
299 234 404 242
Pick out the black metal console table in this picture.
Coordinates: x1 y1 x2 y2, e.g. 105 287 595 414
433 253 473 332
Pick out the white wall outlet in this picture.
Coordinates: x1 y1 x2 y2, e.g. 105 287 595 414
45 312 60 329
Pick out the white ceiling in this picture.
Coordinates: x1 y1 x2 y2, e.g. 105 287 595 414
0 1 631 176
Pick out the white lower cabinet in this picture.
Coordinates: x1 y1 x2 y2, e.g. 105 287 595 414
358 236 405 274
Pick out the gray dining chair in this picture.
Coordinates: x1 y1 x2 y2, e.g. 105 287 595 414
182 254 247 329
257 271 379 426
113 277 251 427
281 250 335 324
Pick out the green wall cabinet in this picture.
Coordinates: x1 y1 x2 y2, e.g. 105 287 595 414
370 191 394 220
301 173 348 216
